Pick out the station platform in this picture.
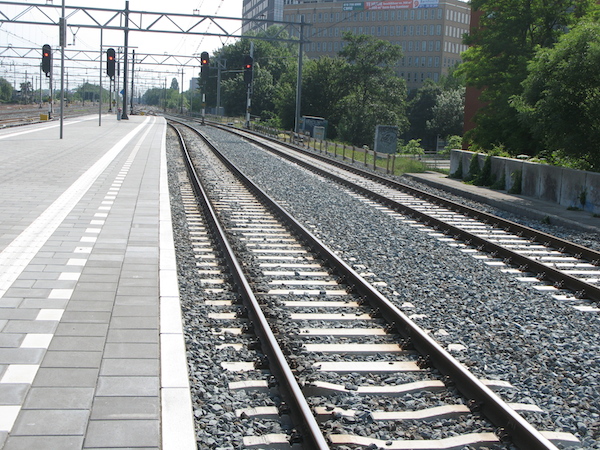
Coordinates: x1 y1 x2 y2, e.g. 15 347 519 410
0 115 195 449
406 171 600 234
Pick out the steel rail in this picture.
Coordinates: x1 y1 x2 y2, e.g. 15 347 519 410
212 123 600 303
168 122 329 450
172 118 561 450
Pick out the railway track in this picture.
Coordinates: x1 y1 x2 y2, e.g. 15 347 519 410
168 118 579 449
196 120 600 313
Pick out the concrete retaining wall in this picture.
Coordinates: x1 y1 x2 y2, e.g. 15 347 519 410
450 150 599 214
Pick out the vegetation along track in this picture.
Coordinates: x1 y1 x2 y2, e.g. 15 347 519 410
197 120 600 313
168 118 579 449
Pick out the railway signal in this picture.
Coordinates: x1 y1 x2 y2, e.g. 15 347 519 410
200 52 209 84
42 44 52 77
106 48 116 79
243 55 253 86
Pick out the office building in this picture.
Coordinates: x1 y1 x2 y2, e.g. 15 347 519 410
244 0 470 91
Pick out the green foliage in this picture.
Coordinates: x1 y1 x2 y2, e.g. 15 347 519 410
400 139 425 155
212 26 297 118
405 80 441 150
443 135 463 155
336 33 407 147
512 20 600 171
465 153 481 182
450 158 463 179
0 77 12 102
473 154 495 186
508 170 522 194
458 0 597 155
426 88 465 138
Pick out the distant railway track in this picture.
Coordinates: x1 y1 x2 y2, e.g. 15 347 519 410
192 119 600 312
168 117 579 449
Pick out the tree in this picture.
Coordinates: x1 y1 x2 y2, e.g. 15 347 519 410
512 20 600 170
459 0 597 155
212 26 297 118
170 78 179 91
336 33 407 147
0 77 13 102
300 56 350 139
404 80 442 150
427 88 465 139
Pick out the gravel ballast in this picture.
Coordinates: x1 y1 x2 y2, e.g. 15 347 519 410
168 125 599 449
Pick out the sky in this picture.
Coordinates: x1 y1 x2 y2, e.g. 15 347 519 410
0 0 244 92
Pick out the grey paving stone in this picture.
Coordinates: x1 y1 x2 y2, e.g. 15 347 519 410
33 368 99 387
0 348 45 364
83 419 159 448
60 311 111 323
2 288 50 299
64 301 114 313
116 286 158 297
11 280 35 289
112 305 158 317
0 298 22 307
31 280 77 289
103 342 158 359
3 436 84 450
48 336 106 352
0 436 83 450
69 291 115 302
99 358 158 376
0 310 39 320
114 295 157 307
19 299 69 309
11 409 89 435
109 316 158 329
0 384 29 405
54 323 109 337
23 387 95 409
0 333 25 347
95 376 159 397
3 321 58 334
75 282 118 292
41 351 103 368
90 396 159 420
80 267 121 276
106 329 158 343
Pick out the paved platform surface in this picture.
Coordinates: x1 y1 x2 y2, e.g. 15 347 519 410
406 172 600 234
0 115 195 449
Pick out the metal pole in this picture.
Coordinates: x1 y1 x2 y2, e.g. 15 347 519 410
59 0 65 138
121 0 129 120
294 17 304 134
245 42 253 129
180 67 183 114
99 28 102 126
216 58 223 115
130 49 135 115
